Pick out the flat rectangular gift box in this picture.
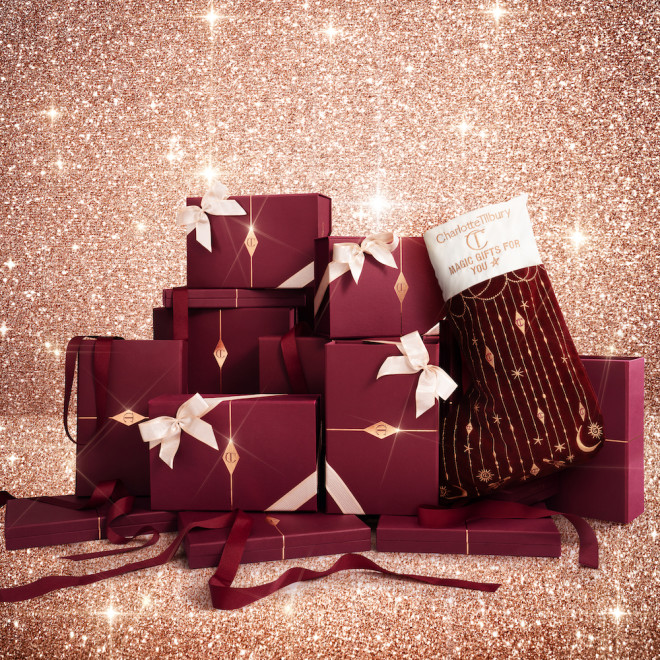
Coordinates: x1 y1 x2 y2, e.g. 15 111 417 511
148 394 320 512
259 335 328 395
179 511 371 569
186 193 331 289
4 496 177 551
75 339 187 497
548 356 645 523
154 288 304 394
325 338 440 515
314 236 444 338
376 514 561 558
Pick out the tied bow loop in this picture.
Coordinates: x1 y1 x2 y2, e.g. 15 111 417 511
176 180 246 252
138 394 218 469
377 331 458 418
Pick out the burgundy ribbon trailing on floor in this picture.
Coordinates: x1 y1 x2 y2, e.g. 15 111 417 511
0 510 499 606
418 500 598 569
279 323 313 394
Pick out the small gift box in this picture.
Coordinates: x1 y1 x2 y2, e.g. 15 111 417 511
314 235 444 338
143 394 320 512
179 511 371 569
259 334 328 395
548 356 644 523
71 338 188 496
376 514 561 558
180 183 331 289
154 288 304 394
4 496 177 551
325 333 456 515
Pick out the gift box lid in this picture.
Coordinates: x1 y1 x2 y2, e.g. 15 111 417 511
377 513 559 546
4 496 176 542
162 288 306 310
180 511 370 557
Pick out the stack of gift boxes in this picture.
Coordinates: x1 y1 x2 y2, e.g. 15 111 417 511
4 186 645 570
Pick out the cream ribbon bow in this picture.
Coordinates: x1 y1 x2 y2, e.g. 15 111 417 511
138 394 218 469
377 331 458 418
313 232 400 314
176 180 246 252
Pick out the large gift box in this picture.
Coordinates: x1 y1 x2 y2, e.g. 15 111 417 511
4 496 177 551
259 334 328 395
73 338 187 496
184 191 331 289
153 288 304 394
325 335 452 515
548 356 644 523
145 394 320 512
376 514 561 558
314 236 444 338
179 511 371 569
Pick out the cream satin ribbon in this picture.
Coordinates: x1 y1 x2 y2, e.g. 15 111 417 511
276 261 315 289
377 331 458 418
138 393 275 468
176 180 246 252
325 462 365 515
265 470 318 511
313 232 400 314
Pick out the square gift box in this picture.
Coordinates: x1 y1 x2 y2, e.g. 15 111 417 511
74 339 187 497
4 496 177 551
147 394 320 512
325 338 441 515
314 236 444 338
548 356 644 523
259 335 328 395
179 511 371 569
186 193 331 289
376 514 561 558
154 288 304 394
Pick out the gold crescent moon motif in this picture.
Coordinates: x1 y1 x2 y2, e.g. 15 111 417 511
444 486 468 500
575 425 601 453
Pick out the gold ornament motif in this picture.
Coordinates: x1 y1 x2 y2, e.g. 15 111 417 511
575 425 602 453
394 271 409 304
364 421 398 439
533 437 543 445
511 367 524 379
110 410 147 426
477 468 494 482
214 339 228 369
463 443 473 453
244 227 258 256
554 442 566 452
579 403 586 421
223 440 239 474
588 422 603 439
485 346 495 367
515 311 526 334
530 463 540 476
536 408 545 424
465 422 473 434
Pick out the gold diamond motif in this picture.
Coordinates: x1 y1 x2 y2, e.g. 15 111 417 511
394 271 409 304
579 402 586 421
364 421 398 439
244 227 258 256
214 339 228 369
223 440 240 474
515 311 526 334
266 516 280 526
485 346 495 367
110 410 147 426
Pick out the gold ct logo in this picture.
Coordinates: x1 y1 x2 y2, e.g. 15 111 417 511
214 347 227 360
375 423 388 438
224 448 238 463
246 237 258 248
465 229 488 250
122 411 135 425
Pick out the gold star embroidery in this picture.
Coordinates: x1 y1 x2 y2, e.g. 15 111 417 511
490 257 500 267
567 454 575 463
554 442 566 452
473 403 480 413
472 337 479 346
533 437 543 445
511 368 524 379
561 356 570 364
521 301 529 309
493 414 501 424
464 444 473 453
439 486 449 498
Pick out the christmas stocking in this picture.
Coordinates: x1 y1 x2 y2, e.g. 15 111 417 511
424 195 604 501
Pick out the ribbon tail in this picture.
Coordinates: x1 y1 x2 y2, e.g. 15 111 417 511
195 219 212 252
159 435 180 470
377 355 419 379
276 261 315 288
185 417 218 451
326 462 365 515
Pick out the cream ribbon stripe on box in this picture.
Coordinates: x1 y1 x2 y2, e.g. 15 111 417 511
176 180 246 252
313 232 400 314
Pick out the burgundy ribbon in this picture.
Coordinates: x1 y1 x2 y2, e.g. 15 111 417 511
63 335 123 444
0 510 499 606
418 500 598 569
279 323 312 394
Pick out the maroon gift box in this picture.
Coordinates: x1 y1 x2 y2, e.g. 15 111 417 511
186 193 331 289
4 496 177 551
75 339 187 497
179 511 371 569
148 395 320 512
314 236 444 338
325 338 440 515
376 514 561 558
259 335 328 395
154 288 304 394
548 356 644 523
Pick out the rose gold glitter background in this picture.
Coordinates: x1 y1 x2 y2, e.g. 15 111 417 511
1 1 659 657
